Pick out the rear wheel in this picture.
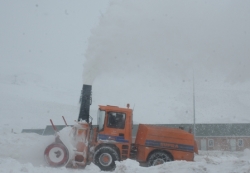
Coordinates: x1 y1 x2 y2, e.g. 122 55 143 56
147 151 172 166
94 146 119 171
44 143 69 167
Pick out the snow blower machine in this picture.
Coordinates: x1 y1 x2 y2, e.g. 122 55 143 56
44 84 198 171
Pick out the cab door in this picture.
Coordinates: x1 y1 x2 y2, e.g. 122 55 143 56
97 106 133 160
98 111 129 143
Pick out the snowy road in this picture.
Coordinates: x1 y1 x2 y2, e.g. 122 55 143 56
1 129 250 173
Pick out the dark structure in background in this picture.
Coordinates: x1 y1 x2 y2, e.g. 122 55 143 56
22 123 250 151
42 125 67 136
148 124 250 151
21 129 44 135
78 84 92 122
194 124 250 151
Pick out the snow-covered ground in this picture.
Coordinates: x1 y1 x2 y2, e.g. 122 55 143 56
1 0 250 172
1 128 250 173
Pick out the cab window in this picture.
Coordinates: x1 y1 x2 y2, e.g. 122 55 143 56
107 112 126 129
97 109 106 131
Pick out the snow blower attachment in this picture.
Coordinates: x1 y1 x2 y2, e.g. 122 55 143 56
44 84 93 168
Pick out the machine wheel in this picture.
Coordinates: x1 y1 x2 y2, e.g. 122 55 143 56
94 146 119 171
147 151 173 166
44 143 69 167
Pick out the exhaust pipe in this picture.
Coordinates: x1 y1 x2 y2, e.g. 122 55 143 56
78 84 92 122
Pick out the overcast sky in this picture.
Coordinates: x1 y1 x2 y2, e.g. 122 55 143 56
80 0 250 123
83 0 250 86
0 0 110 90
1 1 249 88
1 1 250 124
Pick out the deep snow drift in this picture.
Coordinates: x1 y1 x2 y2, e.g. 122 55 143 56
1 128 250 173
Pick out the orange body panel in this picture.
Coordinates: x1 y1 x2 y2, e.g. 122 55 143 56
135 124 196 162
136 145 194 162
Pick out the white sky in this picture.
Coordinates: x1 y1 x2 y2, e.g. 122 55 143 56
83 0 250 85
82 0 250 124
1 0 250 126
0 0 110 91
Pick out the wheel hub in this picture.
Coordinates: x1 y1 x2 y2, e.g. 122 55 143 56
99 153 112 166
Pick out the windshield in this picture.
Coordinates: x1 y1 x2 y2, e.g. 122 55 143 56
107 112 126 129
97 109 105 131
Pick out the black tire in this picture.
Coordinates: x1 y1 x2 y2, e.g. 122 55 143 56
94 146 119 171
44 143 69 167
147 151 172 166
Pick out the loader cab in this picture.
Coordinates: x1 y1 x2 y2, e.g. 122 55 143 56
97 105 133 143
96 105 133 160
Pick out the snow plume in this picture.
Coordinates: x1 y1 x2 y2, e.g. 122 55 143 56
83 0 250 85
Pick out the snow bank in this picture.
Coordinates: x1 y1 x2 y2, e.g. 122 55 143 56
1 129 250 173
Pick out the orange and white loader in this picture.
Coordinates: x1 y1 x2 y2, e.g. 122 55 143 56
44 84 198 171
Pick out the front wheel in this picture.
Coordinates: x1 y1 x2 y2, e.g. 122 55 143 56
44 143 69 167
94 146 119 171
147 151 172 166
